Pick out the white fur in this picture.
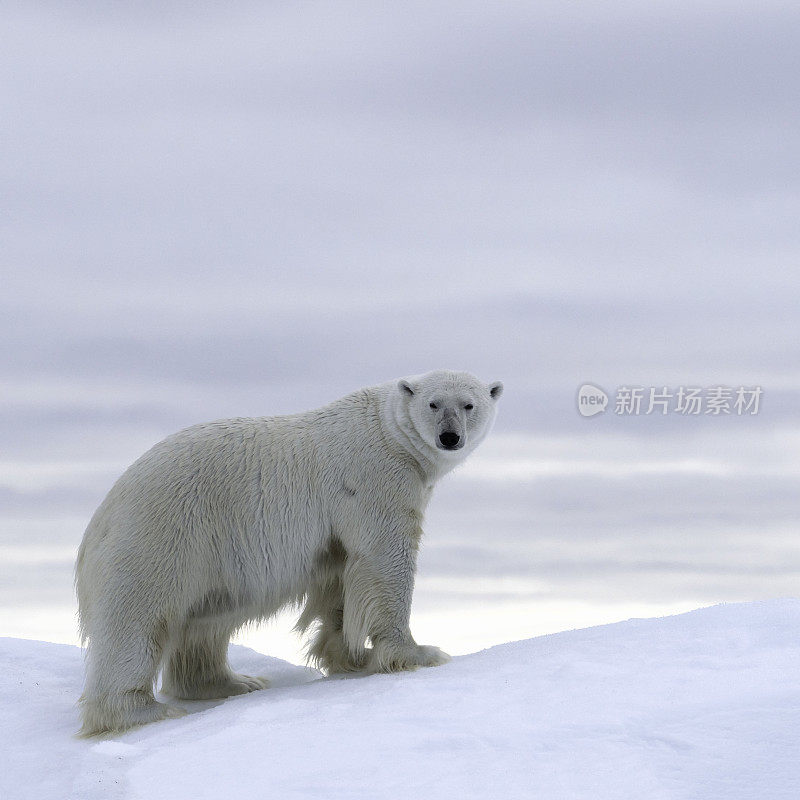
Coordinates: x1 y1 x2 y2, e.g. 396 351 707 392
75 370 503 735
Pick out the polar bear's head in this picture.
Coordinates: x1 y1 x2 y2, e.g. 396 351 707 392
397 370 503 459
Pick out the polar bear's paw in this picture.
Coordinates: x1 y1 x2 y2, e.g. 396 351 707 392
307 629 370 674
371 642 451 673
224 673 271 695
413 644 452 667
79 692 186 737
166 672 270 700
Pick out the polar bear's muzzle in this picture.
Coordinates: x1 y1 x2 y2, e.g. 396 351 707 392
436 409 464 450
438 430 462 450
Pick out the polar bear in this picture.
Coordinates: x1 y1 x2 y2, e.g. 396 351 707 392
75 370 503 735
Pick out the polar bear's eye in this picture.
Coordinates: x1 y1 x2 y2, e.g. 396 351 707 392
429 402 438 410
464 404 473 410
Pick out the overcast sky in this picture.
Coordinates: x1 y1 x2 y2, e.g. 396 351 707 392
2 1 799 657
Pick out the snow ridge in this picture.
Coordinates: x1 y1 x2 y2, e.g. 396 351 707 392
3 600 799 800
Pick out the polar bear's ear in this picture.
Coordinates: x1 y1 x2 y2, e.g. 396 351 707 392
489 381 504 400
398 379 416 397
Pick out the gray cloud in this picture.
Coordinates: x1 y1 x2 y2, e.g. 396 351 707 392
2 2 798 646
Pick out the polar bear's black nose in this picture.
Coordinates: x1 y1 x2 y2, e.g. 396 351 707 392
439 431 460 449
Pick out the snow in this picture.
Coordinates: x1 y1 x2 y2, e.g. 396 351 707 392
3 600 799 799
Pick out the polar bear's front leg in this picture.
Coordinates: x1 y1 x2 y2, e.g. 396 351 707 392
341 522 451 673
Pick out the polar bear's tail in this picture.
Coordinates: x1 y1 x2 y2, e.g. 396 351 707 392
74 527 93 645
75 506 109 647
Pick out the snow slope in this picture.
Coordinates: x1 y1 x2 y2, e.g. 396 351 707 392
3 600 799 800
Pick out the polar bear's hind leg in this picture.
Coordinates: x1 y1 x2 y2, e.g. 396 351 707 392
79 615 183 736
161 619 269 700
